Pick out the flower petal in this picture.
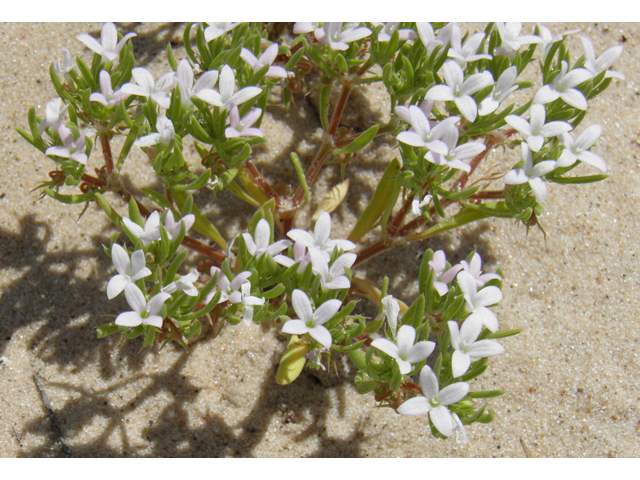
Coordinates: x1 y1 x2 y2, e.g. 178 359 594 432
397 396 431 416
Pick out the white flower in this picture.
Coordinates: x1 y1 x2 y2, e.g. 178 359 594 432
242 218 291 259
398 365 469 438
395 102 453 156
163 210 195 240
77 22 136 62
412 194 433 216
53 49 74 81
448 25 491 66
122 211 162 246
134 115 175 148
240 44 288 79
106 244 152 299
287 211 356 262
372 22 417 43
239 281 265 326
457 271 502 332
425 60 494 122
448 316 504 377
494 22 541 57
121 67 175 109
273 240 311 273
39 98 68 134
225 104 264 139
504 143 557 203
162 270 199 297
459 252 501 288
282 289 341 349
204 22 239 42
534 61 593 111
115 284 170 329
478 66 519 116
424 124 486 173
371 325 435 375
381 295 400 336
197 64 262 111
206 268 252 305
308 249 356 290
505 104 573 152
90 70 129 107
415 22 443 55
429 250 463 296
315 22 371 51
174 60 219 106
536 24 580 59
293 22 320 35
557 125 607 172
45 125 89 165
580 36 624 80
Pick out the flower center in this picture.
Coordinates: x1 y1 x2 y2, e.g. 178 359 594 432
429 396 441 408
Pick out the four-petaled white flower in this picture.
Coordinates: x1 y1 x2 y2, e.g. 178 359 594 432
77 22 136 61
425 60 494 122
39 98 68 134
274 240 311 273
162 270 199 297
122 211 162 246
534 61 593 111
494 22 541 57
163 210 195 240
198 64 262 111
240 44 288 79
557 124 607 172
106 244 152 299
478 66 519 116
448 25 492 66
425 124 486 173
239 281 265 326
412 194 433 216
372 22 417 43
282 289 341 349
580 36 625 81
225 104 264 139
457 271 503 332
206 268 253 305
459 252 501 288
308 249 356 290
134 115 175 148
372 325 435 375
115 283 170 329
204 22 239 42
174 60 219 106
398 365 469 438
287 211 356 262
293 22 320 35
121 67 175 108
90 70 129 107
242 218 291 259
415 22 443 55
315 22 371 51
504 143 557 203
448 316 504 378
46 125 89 165
505 104 573 152
429 250 463 296
395 102 454 156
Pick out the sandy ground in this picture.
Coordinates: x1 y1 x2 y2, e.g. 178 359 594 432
0 22 639 458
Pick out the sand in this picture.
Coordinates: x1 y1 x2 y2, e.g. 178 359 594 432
0 22 638 458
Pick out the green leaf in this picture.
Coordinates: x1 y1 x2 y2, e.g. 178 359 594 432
141 188 173 210
290 152 310 207
276 335 310 385
347 349 368 371
486 329 521 339
172 189 227 250
547 174 608 185
96 323 120 338
116 124 139 170
467 390 504 399
333 125 379 155
172 168 212 191
44 188 95 204
95 193 123 227
331 339 365 352
319 85 331 131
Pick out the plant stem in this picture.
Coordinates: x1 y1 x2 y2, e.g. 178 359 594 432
99 131 115 175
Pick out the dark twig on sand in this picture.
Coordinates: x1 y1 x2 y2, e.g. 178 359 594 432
33 373 72 457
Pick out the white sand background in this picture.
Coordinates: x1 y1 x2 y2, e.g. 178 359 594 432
0 22 638 457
